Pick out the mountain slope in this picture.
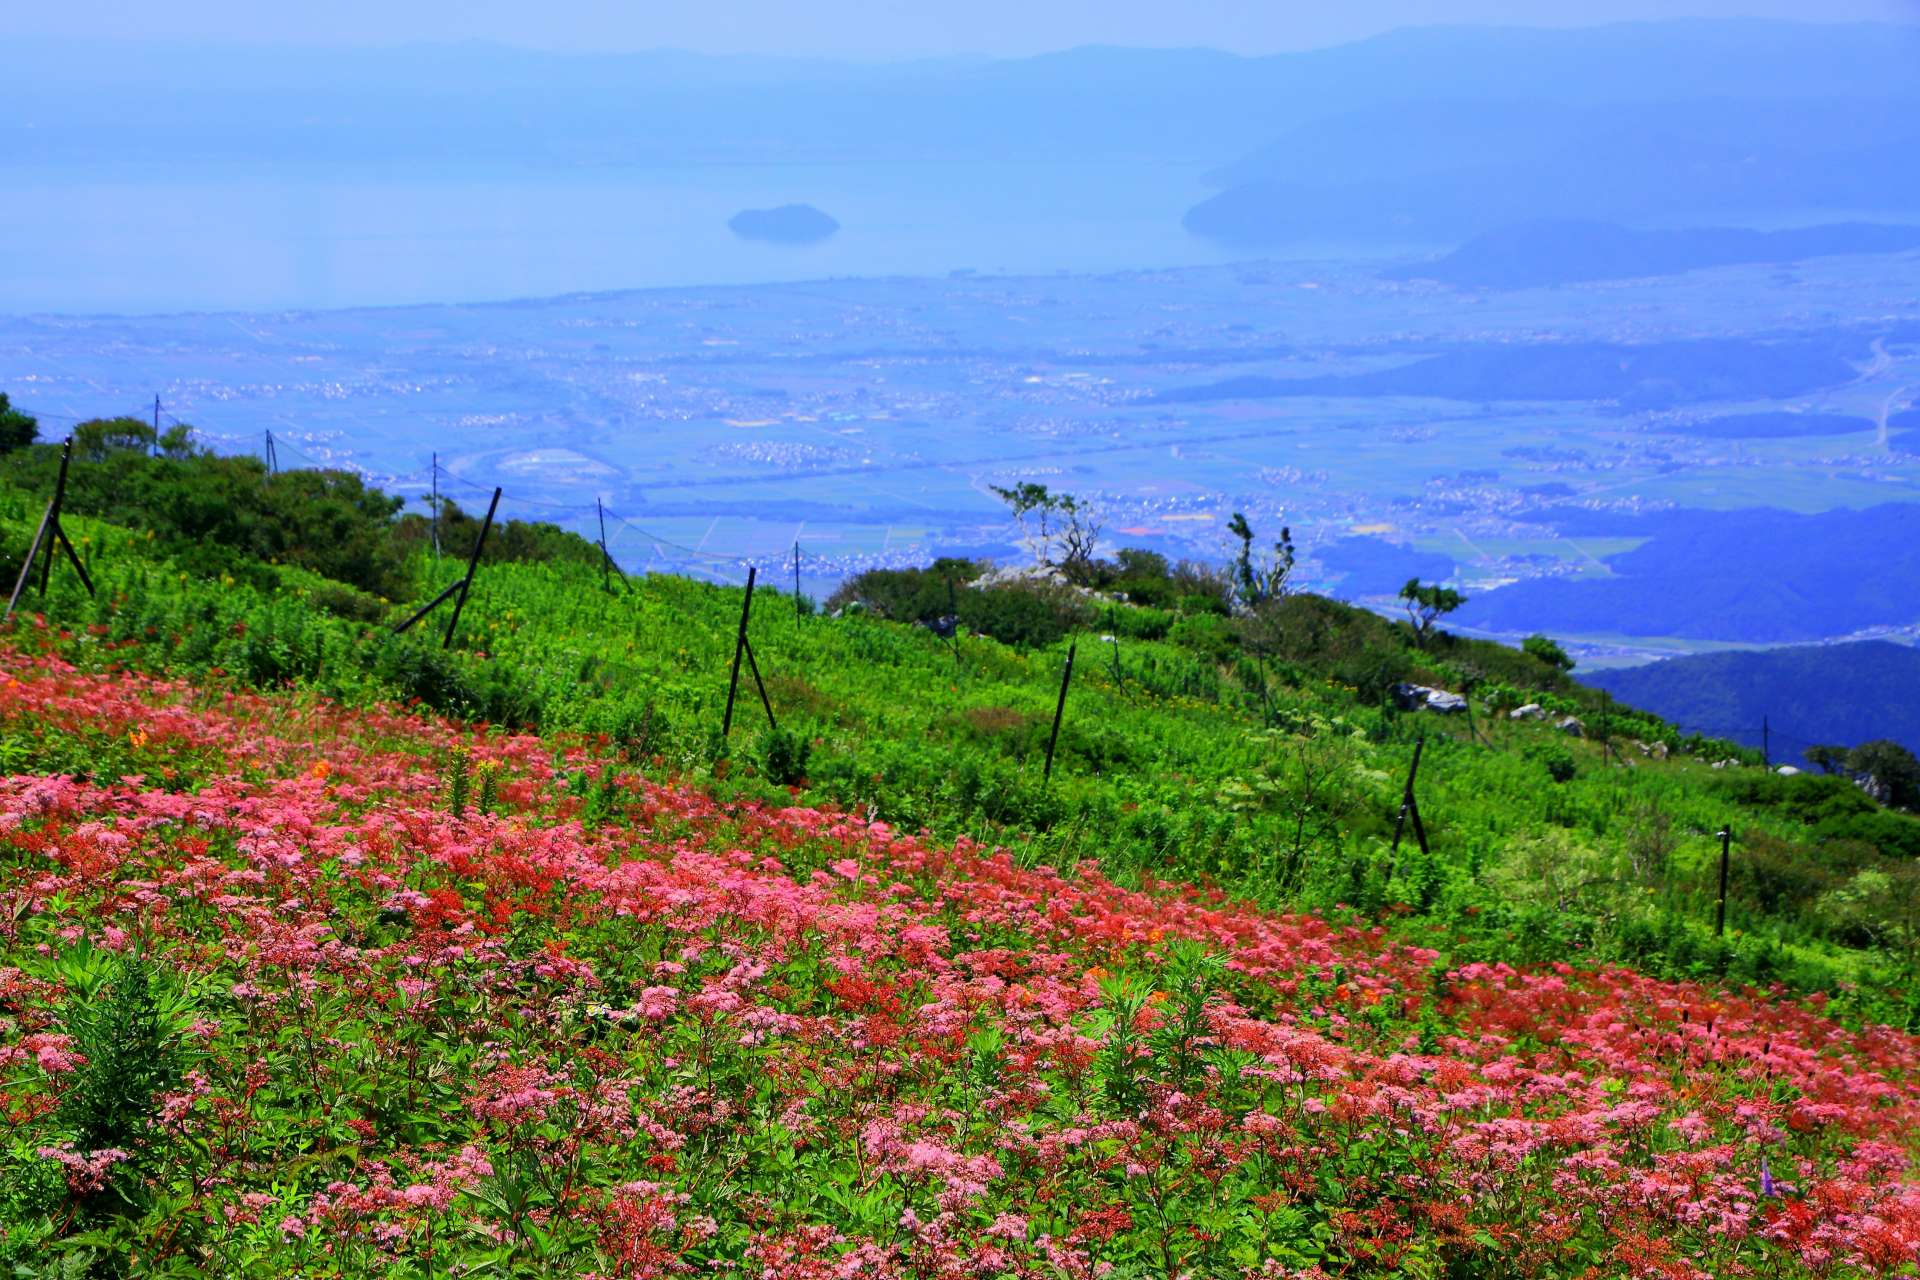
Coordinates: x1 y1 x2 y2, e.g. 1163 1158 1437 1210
1584 640 1920 762
1385 220 1920 289
1458 504 1920 644
1185 129 1920 247
1151 338 1862 409
9 21 1920 168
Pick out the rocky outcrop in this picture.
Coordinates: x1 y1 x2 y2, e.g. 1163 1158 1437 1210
1393 683 1467 714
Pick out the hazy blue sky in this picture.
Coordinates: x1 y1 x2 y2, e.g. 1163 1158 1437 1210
10 0 1916 57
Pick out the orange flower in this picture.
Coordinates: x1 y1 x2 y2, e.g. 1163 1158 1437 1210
128 729 149 749
310 760 331 780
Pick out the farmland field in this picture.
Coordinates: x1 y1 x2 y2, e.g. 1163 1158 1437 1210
3 247 1916 659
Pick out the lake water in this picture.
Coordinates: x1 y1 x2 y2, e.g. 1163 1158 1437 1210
0 159 1242 315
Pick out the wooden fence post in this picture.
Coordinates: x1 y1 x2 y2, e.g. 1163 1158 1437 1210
1387 734 1430 879
1715 826 1733 938
1043 641 1077 782
722 566 758 739
393 486 500 648
744 632 777 733
6 437 94 622
440 487 500 649
595 499 626 595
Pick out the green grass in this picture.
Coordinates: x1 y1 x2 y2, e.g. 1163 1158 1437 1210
6 474 1919 1028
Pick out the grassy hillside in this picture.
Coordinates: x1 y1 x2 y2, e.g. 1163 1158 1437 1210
5 446 1920 1274
3 448 1918 1029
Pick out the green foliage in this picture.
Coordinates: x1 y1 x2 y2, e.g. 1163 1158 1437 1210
1845 739 1920 810
1399 577 1467 646
72 416 157 462
447 747 474 818
1226 511 1296 606
758 724 813 787
0 392 37 455
828 565 1087 649
0 441 605 601
1523 633 1576 672
57 951 182 1160
6 472 1920 1019
1527 740 1579 784
396 498 603 570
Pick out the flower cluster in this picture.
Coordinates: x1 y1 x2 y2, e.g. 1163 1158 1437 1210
0 654 1916 1276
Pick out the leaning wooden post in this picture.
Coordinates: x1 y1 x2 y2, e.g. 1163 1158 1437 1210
597 499 610 593
946 575 962 665
1715 826 1733 938
1043 641 1077 782
722 566 758 738
596 498 620 595
7 491 55 621
743 634 778 732
36 437 81 597
7 437 93 622
1387 734 1430 879
398 488 500 643
441 487 500 650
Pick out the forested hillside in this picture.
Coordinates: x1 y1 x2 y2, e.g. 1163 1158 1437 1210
1586 640 1920 763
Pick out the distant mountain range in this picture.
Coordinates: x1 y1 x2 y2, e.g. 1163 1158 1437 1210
1585 641 1920 762
9 22 1918 182
1459 504 1920 644
1152 337 1863 410
1185 117 1920 247
1383 221 1920 290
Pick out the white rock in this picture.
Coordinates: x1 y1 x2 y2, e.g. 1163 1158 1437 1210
1392 682 1465 713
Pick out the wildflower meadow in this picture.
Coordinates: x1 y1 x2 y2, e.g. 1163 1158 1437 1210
2 648 1917 1277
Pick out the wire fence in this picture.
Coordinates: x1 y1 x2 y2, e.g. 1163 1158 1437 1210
25 399 817 587
18 398 1907 764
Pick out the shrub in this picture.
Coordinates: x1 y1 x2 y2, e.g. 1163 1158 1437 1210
759 725 812 787
1528 742 1578 784
1108 606 1174 641
308 580 390 623
59 955 180 1162
961 584 1087 649
1177 592 1229 618
1522 634 1576 672
1167 612 1235 664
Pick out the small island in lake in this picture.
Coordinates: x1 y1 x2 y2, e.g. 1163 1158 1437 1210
727 204 841 245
